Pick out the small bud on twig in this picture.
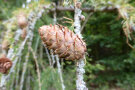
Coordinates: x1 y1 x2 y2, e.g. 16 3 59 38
75 2 82 8
80 15 85 21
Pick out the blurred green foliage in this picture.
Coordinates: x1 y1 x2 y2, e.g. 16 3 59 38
83 11 135 89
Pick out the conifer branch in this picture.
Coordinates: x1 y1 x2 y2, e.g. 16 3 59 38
74 1 88 90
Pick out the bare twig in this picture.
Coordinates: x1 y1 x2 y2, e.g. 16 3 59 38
29 45 41 90
15 57 21 89
53 3 57 24
50 49 55 66
56 55 65 90
20 52 29 90
40 42 43 60
53 4 65 90
49 6 117 12
74 1 88 90
10 70 16 90
43 44 52 66
26 69 31 90
81 12 93 32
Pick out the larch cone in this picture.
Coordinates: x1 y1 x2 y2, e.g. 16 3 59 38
38 24 86 60
0 57 12 74
2 40 9 50
17 13 28 29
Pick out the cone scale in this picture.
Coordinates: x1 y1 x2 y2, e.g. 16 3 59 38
38 25 86 60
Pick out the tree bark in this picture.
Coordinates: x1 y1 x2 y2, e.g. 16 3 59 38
74 1 88 90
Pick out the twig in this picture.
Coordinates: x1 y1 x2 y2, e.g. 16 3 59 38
10 70 16 90
56 55 65 90
74 1 88 90
28 45 41 90
26 69 31 90
15 57 21 89
80 12 93 32
50 49 55 66
40 42 43 60
7 29 22 59
44 44 52 66
53 3 57 24
20 52 29 90
35 36 40 52
53 4 65 90
49 5 117 12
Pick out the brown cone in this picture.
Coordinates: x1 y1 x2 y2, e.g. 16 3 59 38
2 40 9 50
38 25 86 60
0 57 12 74
17 13 28 29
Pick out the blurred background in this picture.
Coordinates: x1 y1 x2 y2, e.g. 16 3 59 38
0 0 135 90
